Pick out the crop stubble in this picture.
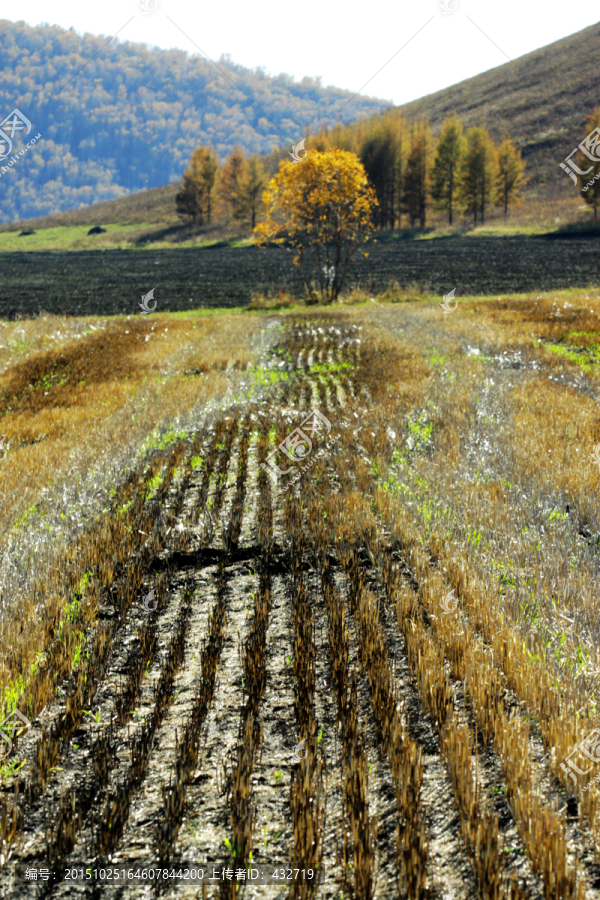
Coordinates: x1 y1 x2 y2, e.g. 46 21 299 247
1 302 600 899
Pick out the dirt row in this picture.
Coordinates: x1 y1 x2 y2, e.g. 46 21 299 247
0 317 597 900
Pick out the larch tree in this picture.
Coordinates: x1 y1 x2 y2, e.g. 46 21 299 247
401 124 430 230
197 147 220 224
218 147 247 220
495 136 528 216
578 108 600 219
359 119 404 230
176 147 204 223
236 157 267 229
430 116 464 225
458 127 497 225
175 175 200 223
254 149 377 304
176 146 220 225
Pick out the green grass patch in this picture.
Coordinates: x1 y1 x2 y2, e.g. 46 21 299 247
544 342 595 371
247 365 291 387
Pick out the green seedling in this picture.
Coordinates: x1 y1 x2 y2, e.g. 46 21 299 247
263 827 281 850
317 725 323 744
83 709 101 724
1 757 25 778
224 836 240 859
273 771 282 782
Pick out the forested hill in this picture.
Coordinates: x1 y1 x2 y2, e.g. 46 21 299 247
0 19 389 223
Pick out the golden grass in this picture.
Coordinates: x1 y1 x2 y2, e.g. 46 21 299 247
0 310 261 718
1 291 600 894
259 300 599 894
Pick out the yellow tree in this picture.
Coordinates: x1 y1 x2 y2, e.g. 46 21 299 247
457 127 497 225
495 136 528 216
254 149 377 304
176 146 219 225
218 146 247 220
431 116 464 225
236 157 267 229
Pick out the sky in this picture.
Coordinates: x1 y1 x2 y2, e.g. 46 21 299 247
7 0 600 109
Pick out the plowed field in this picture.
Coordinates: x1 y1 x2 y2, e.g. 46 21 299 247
1 296 600 900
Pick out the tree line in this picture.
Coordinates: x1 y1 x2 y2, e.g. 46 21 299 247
176 148 267 228
179 113 528 231
309 114 528 228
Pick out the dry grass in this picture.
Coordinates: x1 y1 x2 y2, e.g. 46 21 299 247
1 292 599 898
0 311 261 721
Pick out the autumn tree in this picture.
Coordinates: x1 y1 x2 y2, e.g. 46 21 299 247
176 146 219 225
359 119 404 230
218 146 247 220
175 176 200 223
578 108 600 219
494 136 528 216
236 157 267 229
457 127 497 225
255 149 377 304
401 124 430 229
430 116 464 225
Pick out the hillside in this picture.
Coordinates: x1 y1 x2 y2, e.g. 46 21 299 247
260 20 599 204
0 20 389 224
394 20 600 198
2 19 598 238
